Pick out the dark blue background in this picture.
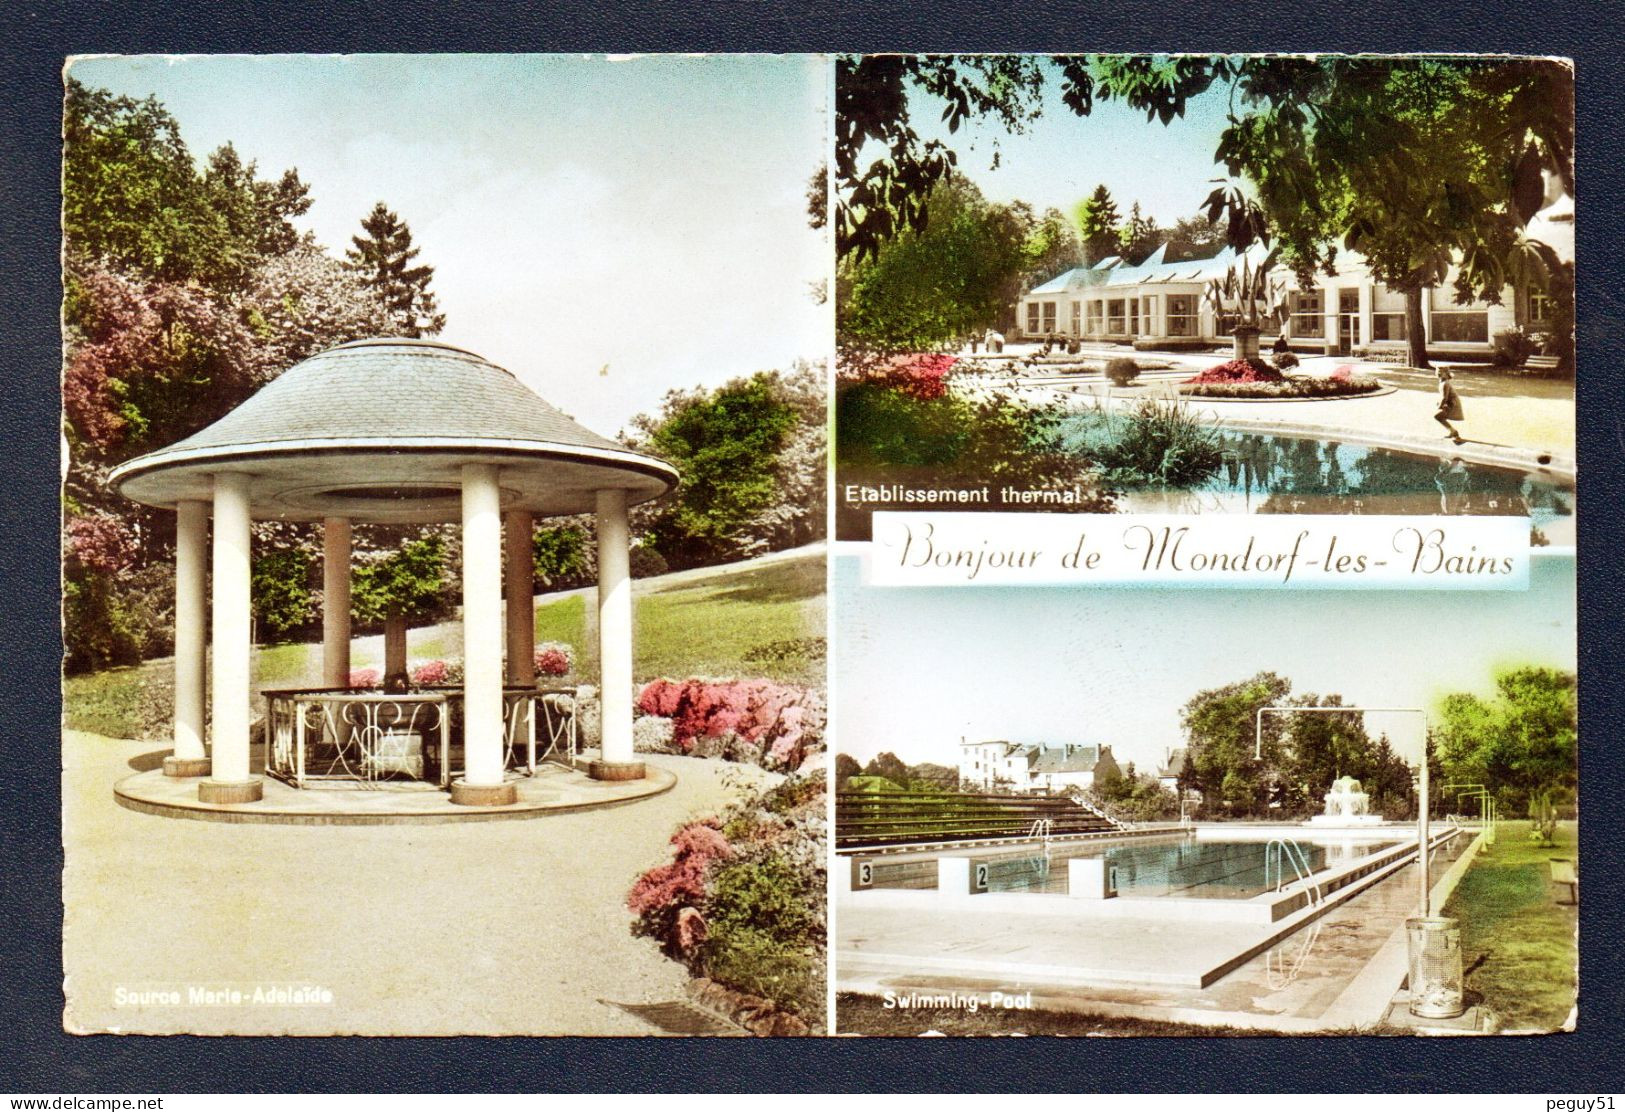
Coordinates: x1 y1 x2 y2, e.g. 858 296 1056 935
4 2 1620 1093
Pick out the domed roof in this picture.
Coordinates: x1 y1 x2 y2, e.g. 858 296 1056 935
110 338 678 523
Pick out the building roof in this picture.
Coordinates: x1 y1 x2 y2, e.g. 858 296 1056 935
1031 743 1107 775
1025 243 1267 298
111 338 678 523
1158 748 1188 778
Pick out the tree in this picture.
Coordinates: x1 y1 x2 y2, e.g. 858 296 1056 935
64 80 311 291
1162 214 1229 262
835 54 1050 260
833 753 862 787
626 366 822 570
839 176 1034 350
863 752 911 786
1116 202 1161 265
348 532 456 628
1179 671 1292 817
345 202 447 337
1434 667 1577 815
1073 184 1122 264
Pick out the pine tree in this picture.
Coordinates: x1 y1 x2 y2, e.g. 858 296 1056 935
1073 184 1122 265
345 202 446 337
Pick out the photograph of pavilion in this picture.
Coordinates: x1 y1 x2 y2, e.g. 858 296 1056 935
830 549 1578 1036
61 54 829 1035
833 55 1575 543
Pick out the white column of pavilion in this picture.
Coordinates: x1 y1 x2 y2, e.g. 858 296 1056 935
591 487 643 780
163 499 211 778
452 462 514 805
198 471 263 804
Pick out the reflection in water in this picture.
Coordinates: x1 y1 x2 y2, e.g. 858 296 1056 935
1266 920 1322 991
1055 416 1575 544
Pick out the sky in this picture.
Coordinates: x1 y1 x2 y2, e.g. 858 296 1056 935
67 53 829 435
897 59 1235 227
834 551 1576 774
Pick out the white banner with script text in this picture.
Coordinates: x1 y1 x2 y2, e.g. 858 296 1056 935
865 513 1531 589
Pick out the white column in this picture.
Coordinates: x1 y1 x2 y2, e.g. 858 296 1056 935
459 463 507 792
504 510 535 687
202 471 260 802
594 487 640 777
322 517 351 688
166 499 208 774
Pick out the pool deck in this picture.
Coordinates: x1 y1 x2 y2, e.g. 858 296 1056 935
836 828 1482 1034
959 346 1575 479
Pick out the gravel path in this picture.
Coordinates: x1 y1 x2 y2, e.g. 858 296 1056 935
63 731 780 1035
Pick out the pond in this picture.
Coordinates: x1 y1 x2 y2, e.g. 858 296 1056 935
1056 418 1575 545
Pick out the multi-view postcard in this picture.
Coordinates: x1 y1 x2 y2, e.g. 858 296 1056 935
59 52 1576 1042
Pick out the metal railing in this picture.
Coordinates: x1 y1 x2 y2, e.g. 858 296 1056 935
263 685 577 790
1264 838 1324 907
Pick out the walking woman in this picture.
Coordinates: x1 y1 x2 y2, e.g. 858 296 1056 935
1434 367 1465 443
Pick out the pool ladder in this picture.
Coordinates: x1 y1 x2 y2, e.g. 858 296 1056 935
1264 838 1323 907
1028 818 1055 853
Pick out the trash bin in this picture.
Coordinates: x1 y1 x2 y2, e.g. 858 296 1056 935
1406 915 1467 1018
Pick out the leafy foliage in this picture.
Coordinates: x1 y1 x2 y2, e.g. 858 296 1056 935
627 365 824 570
1434 667 1577 814
250 547 315 642
1073 183 1121 264
349 533 455 627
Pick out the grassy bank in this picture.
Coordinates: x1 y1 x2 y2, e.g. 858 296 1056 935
1442 819 1578 1031
64 548 826 740
836 994 1284 1037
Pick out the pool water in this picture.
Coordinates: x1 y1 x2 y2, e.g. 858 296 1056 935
1056 419 1575 544
866 836 1401 899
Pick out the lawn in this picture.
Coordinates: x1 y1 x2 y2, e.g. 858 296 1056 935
64 548 826 739
1442 819 1578 1031
836 994 1290 1037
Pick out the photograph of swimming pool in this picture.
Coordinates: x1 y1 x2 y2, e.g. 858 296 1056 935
861 833 1403 899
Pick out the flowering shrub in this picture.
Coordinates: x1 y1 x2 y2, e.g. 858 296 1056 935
534 642 573 677
410 660 448 685
636 678 825 771
347 668 379 689
881 353 954 399
628 818 733 951
627 771 827 1030
1184 358 1286 385
65 511 138 574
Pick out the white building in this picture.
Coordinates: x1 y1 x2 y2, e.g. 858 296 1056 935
959 739 1122 795
1156 747 1188 793
1013 186 1572 360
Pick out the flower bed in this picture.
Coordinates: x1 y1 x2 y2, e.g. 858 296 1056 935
1181 373 1382 399
636 677 825 771
1183 357 1286 385
628 772 826 1033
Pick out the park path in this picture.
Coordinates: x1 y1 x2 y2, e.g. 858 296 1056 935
63 731 779 1035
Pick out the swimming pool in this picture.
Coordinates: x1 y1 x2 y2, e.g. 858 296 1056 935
862 834 1403 901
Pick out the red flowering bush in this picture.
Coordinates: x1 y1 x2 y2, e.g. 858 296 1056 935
347 668 379 689
627 818 734 953
636 678 824 770
410 660 448 685
1184 358 1286 385
534 642 573 676
883 353 955 399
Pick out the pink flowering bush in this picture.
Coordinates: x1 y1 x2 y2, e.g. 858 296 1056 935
627 818 734 953
627 772 827 1030
347 668 379 689
534 642 573 677
881 353 954 400
636 678 824 770
410 660 448 685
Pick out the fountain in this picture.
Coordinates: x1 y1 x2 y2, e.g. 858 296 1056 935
1306 775 1387 826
